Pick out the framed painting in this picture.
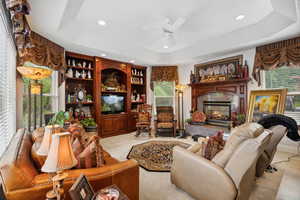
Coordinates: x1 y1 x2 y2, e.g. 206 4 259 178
69 174 95 200
246 89 287 123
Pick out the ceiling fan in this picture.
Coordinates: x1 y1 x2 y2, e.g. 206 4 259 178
144 17 186 48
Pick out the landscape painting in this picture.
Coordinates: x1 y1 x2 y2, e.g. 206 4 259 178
247 89 287 123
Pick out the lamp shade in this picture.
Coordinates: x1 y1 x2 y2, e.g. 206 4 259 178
41 132 78 173
176 84 187 92
37 125 60 156
17 61 53 80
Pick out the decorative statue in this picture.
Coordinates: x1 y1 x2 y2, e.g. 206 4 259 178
81 70 87 79
104 72 120 88
66 68 73 78
87 71 92 79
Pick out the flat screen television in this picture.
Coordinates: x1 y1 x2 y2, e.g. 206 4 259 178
101 95 125 114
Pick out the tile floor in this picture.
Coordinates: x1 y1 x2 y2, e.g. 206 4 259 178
101 132 300 200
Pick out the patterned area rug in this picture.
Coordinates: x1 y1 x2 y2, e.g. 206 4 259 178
127 141 190 172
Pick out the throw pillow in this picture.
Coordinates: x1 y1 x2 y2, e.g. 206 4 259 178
204 131 225 160
75 135 105 169
72 137 83 156
31 141 47 170
31 127 45 143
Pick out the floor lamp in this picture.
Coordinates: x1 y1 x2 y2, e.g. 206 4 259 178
176 84 187 138
17 61 53 131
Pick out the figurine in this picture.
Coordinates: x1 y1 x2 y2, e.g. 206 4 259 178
66 68 73 78
88 62 92 69
78 62 82 67
75 70 81 78
83 61 86 68
72 59 76 66
87 71 92 79
82 70 87 79
67 59 71 66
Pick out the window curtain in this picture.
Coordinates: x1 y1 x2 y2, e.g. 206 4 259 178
253 36 300 86
150 66 179 90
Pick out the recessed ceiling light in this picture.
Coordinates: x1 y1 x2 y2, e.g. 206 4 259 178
101 53 106 57
163 45 169 49
97 20 107 26
235 15 245 21
130 60 135 63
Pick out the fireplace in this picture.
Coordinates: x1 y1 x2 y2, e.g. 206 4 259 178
196 92 240 128
203 101 231 121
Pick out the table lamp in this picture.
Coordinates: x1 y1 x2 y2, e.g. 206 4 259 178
36 125 60 156
41 132 78 200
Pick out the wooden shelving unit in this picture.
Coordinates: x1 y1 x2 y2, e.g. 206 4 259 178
65 52 95 119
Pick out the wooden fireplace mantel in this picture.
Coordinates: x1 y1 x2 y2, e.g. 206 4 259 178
190 78 250 114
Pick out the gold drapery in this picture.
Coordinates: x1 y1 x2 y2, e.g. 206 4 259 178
253 36 300 85
18 31 65 71
150 66 179 89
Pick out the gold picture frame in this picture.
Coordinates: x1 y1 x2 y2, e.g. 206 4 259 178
246 89 287 123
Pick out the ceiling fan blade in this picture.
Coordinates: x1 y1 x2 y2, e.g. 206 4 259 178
172 17 186 31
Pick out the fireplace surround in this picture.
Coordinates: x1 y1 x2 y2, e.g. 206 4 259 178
190 79 250 127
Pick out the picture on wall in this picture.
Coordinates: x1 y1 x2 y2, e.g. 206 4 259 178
194 55 243 82
246 89 287 122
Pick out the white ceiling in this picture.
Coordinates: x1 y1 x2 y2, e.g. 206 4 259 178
27 0 300 65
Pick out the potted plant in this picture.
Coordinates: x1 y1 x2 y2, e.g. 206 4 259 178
48 111 70 127
80 118 97 132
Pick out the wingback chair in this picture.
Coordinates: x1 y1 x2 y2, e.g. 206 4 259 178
135 104 152 137
154 106 176 137
171 123 272 200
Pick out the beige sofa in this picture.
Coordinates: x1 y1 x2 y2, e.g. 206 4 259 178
171 123 272 200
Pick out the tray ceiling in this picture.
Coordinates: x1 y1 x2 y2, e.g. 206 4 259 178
27 0 300 65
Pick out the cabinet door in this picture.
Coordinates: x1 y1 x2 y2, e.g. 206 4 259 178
102 118 114 133
128 113 137 131
114 116 128 131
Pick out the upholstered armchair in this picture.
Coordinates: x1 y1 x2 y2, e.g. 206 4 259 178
171 123 272 200
135 104 152 137
154 106 176 137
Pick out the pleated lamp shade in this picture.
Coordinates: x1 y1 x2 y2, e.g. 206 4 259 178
41 132 78 173
37 125 60 156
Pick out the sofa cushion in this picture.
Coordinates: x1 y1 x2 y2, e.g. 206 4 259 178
212 123 264 168
157 122 174 128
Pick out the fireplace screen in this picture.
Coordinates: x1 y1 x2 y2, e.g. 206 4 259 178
203 101 231 121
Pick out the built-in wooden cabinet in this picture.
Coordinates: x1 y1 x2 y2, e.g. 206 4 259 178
65 52 147 137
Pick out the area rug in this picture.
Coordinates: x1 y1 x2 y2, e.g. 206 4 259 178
127 140 190 172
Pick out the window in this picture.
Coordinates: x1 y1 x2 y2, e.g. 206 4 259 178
0 14 16 156
22 71 59 128
265 66 300 124
153 81 175 113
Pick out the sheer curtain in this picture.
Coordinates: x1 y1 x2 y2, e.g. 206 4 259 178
0 13 16 156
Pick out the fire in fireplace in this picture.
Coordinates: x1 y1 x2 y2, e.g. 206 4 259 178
203 101 232 126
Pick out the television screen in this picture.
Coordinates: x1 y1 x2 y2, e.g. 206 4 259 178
101 95 125 114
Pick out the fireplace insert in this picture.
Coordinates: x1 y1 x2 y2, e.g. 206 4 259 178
203 101 232 127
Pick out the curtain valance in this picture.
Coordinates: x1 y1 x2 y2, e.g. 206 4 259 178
253 36 300 85
18 31 65 71
150 66 178 89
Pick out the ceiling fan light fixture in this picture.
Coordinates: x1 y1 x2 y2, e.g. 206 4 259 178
97 20 107 26
235 15 245 21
